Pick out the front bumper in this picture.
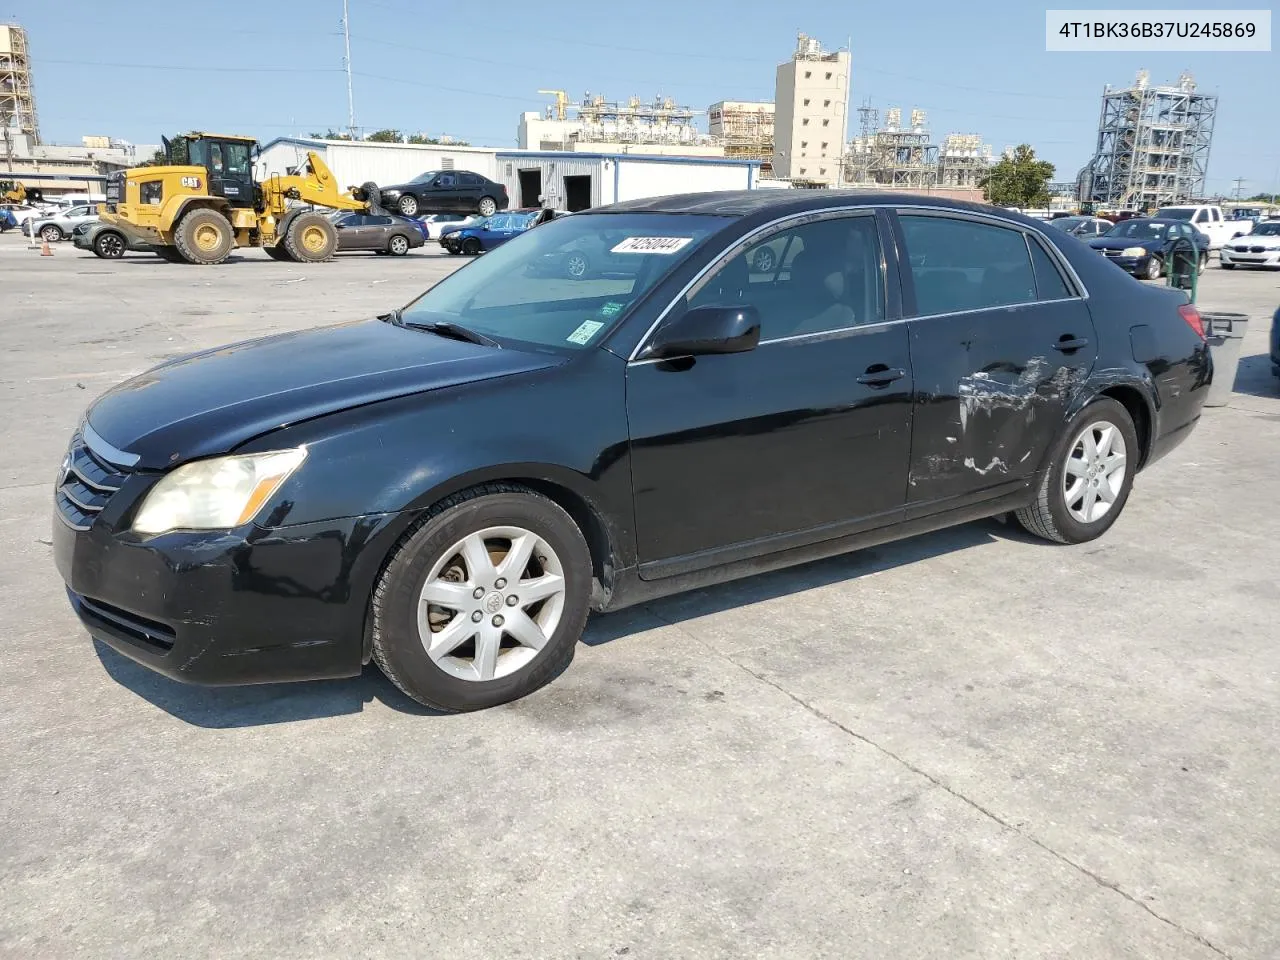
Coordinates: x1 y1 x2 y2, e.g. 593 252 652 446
53 494 402 686
1220 246 1280 268
1097 251 1152 275
72 231 92 250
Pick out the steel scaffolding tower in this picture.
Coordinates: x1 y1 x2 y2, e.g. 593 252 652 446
1 24 39 144
1080 70 1216 209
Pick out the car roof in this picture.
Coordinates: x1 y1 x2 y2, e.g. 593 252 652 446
596 189 1052 228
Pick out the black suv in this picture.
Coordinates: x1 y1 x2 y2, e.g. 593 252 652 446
380 171 509 218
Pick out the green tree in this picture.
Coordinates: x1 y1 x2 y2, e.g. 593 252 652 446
365 128 404 143
308 129 354 141
979 144 1056 208
407 133 471 146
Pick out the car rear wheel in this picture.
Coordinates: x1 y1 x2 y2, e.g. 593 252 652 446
462 237 481 255
387 234 410 256
1142 256 1161 280
477 196 497 217
1014 397 1138 545
371 485 592 711
93 231 126 259
397 195 419 217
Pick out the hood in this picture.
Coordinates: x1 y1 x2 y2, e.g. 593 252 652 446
1228 234 1280 249
87 318 562 469
1089 236 1160 251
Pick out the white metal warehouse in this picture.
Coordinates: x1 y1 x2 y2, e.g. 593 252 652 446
255 137 760 211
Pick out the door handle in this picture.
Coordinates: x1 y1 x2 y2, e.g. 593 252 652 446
856 365 906 386
1053 337 1090 352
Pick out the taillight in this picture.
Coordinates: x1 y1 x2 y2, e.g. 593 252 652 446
1178 303 1206 340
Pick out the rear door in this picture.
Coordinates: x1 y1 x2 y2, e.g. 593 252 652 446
458 172 483 208
893 210 1097 513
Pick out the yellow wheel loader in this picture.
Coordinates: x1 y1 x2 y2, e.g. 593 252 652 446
97 132 382 265
0 179 44 204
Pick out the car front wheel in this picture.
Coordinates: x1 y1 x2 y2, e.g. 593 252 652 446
371 485 592 711
1015 397 1138 545
1142 256 1161 280
93 231 126 259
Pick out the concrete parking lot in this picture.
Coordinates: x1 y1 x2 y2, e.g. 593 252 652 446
2 233 1277 959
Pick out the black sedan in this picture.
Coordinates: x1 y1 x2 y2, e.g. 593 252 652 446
53 192 1212 712
379 170 510 218
1088 218 1209 280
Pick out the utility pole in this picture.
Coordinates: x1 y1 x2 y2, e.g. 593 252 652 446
342 0 357 139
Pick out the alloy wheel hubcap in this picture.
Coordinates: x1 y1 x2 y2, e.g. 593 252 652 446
1063 420 1127 524
418 526 565 682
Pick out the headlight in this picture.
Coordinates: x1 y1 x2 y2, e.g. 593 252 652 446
132 447 307 535
382 189 400 197
1121 247 1147 256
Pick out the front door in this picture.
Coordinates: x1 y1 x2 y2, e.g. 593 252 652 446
626 211 915 576
893 210 1098 511
431 172 460 211
202 139 254 207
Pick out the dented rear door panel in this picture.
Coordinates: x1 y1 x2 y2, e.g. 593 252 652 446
904 299 1098 509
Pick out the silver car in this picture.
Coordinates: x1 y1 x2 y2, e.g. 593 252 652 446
32 204 98 242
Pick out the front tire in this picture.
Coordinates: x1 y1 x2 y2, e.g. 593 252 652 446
477 196 498 216
1015 397 1138 545
1142 256 1161 280
174 208 234 264
93 230 126 259
397 194 419 217
154 245 186 263
283 211 337 263
371 485 592 712
462 237 481 255
1220 262 1235 270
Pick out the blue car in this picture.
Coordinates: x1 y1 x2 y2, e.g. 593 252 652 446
441 208 560 255
1087 217 1209 281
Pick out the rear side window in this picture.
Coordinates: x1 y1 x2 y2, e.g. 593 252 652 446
899 215 1037 315
1028 238 1073 300
459 173 481 186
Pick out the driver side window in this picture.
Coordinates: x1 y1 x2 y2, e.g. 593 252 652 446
686 215 884 341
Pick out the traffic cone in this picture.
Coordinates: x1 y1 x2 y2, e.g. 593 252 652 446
40 236 52 256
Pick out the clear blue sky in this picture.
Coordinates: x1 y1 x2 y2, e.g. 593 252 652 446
11 0 1278 196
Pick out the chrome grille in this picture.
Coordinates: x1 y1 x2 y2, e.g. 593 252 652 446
55 433 130 531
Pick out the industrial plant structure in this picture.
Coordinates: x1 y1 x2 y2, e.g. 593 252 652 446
707 101 774 171
517 92 722 157
2 23 38 145
772 34 850 186
1078 70 1217 209
843 105 992 194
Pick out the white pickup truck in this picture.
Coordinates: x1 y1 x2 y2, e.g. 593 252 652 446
1153 204 1253 249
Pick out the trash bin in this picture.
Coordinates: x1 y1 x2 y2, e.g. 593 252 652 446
1201 312 1250 407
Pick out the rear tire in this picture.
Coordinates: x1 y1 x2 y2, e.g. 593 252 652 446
173 208 234 265
40 224 63 242
387 233 410 256
283 212 337 263
155 245 187 263
263 244 294 261
477 196 498 216
398 194 419 217
371 485 592 712
462 237 481 255
1014 397 1138 545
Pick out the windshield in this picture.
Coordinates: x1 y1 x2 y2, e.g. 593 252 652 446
1105 220 1168 239
1153 208 1193 221
399 212 734 352
1250 221 1280 236
410 170 441 184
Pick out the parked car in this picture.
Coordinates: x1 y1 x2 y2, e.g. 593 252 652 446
379 171 509 218
31 204 97 242
52 191 1212 712
1088 218 1209 280
1271 305 1280 379
1 203 42 229
418 213 482 240
441 209 557 255
72 221 155 259
1152 204 1252 249
331 212 426 256
1048 216 1113 240
1219 220 1280 270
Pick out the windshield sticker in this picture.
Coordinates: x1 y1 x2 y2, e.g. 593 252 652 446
610 236 693 254
566 319 605 345
599 301 625 318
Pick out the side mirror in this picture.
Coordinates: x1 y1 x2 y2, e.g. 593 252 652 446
647 304 761 359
